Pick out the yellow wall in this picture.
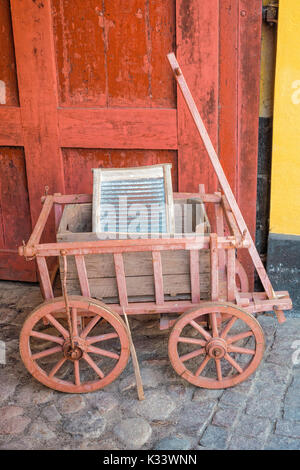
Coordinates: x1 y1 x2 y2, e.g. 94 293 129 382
270 0 300 236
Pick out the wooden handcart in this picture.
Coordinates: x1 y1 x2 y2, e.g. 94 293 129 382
18 54 292 393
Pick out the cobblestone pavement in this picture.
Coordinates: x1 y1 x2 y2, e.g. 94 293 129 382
0 281 299 450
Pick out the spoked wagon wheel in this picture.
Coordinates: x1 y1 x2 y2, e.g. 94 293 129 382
169 302 265 389
20 296 130 393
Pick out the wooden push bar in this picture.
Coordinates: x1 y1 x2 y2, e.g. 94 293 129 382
167 53 284 321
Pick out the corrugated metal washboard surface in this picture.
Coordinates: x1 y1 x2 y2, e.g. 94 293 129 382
92 165 174 235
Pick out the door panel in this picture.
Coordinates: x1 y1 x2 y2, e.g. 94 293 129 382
52 0 176 108
0 0 19 106
1 1 262 283
62 149 178 194
0 147 35 281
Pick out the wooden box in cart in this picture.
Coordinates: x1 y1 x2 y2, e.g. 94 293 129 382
57 191 211 305
18 54 292 394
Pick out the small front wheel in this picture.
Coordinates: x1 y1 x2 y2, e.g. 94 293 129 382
20 296 130 393
168 302 265 389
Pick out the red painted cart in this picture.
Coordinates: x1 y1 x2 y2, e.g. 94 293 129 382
18 55 292 393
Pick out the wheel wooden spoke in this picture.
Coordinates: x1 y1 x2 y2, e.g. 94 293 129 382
220 316 237 339
71 307 78 337
227 331 254 344
45 314 69 339
48 357 67 378
224 353 243 374
80 315 102 339
31 346 62 361
177 337 206 347
30 330 64 345
215 358 222 381
195 355 210 377
83 352 105 379
210 312 219 337
88 345 119 360
86 332 119 344
189 320 211 341
179 348 206 363
74 360 80 386
228 345 255 355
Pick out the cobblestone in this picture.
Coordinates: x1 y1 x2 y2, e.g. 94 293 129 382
265 435 300 450
114 418 152 449
219 390 246 408
234 414 271 439
63 410 106 439
0 415 31 435
245 396 282 419
283 406 300 421
212 406 239 427
59 395 86 414
177 402 216 434
0 281 300 450
0 371 18 403
41 404 61 423
119 367 165 392
192 388 223 402
154 436 192 450
132 391 176 421
89 393 118 415
0 406 23 421
200 425 229 449
228 434 263 450
275 419 300 439
16 384 54 405
29 419 56 440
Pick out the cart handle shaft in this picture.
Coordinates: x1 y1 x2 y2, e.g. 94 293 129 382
167 52 275 301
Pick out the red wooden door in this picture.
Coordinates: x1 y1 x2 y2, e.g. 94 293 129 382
0 0 261 282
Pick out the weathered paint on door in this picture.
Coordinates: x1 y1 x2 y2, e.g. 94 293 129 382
0 0 262 282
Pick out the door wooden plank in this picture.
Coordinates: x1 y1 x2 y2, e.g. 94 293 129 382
105 0 175 107
0 0 19 106
176 0 218 194
219 0 238 196
237 1 262 284
51 0 107 107
10 0 65 228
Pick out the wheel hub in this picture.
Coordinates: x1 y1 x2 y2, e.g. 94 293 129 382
63 340 83 361
206 338 227 359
